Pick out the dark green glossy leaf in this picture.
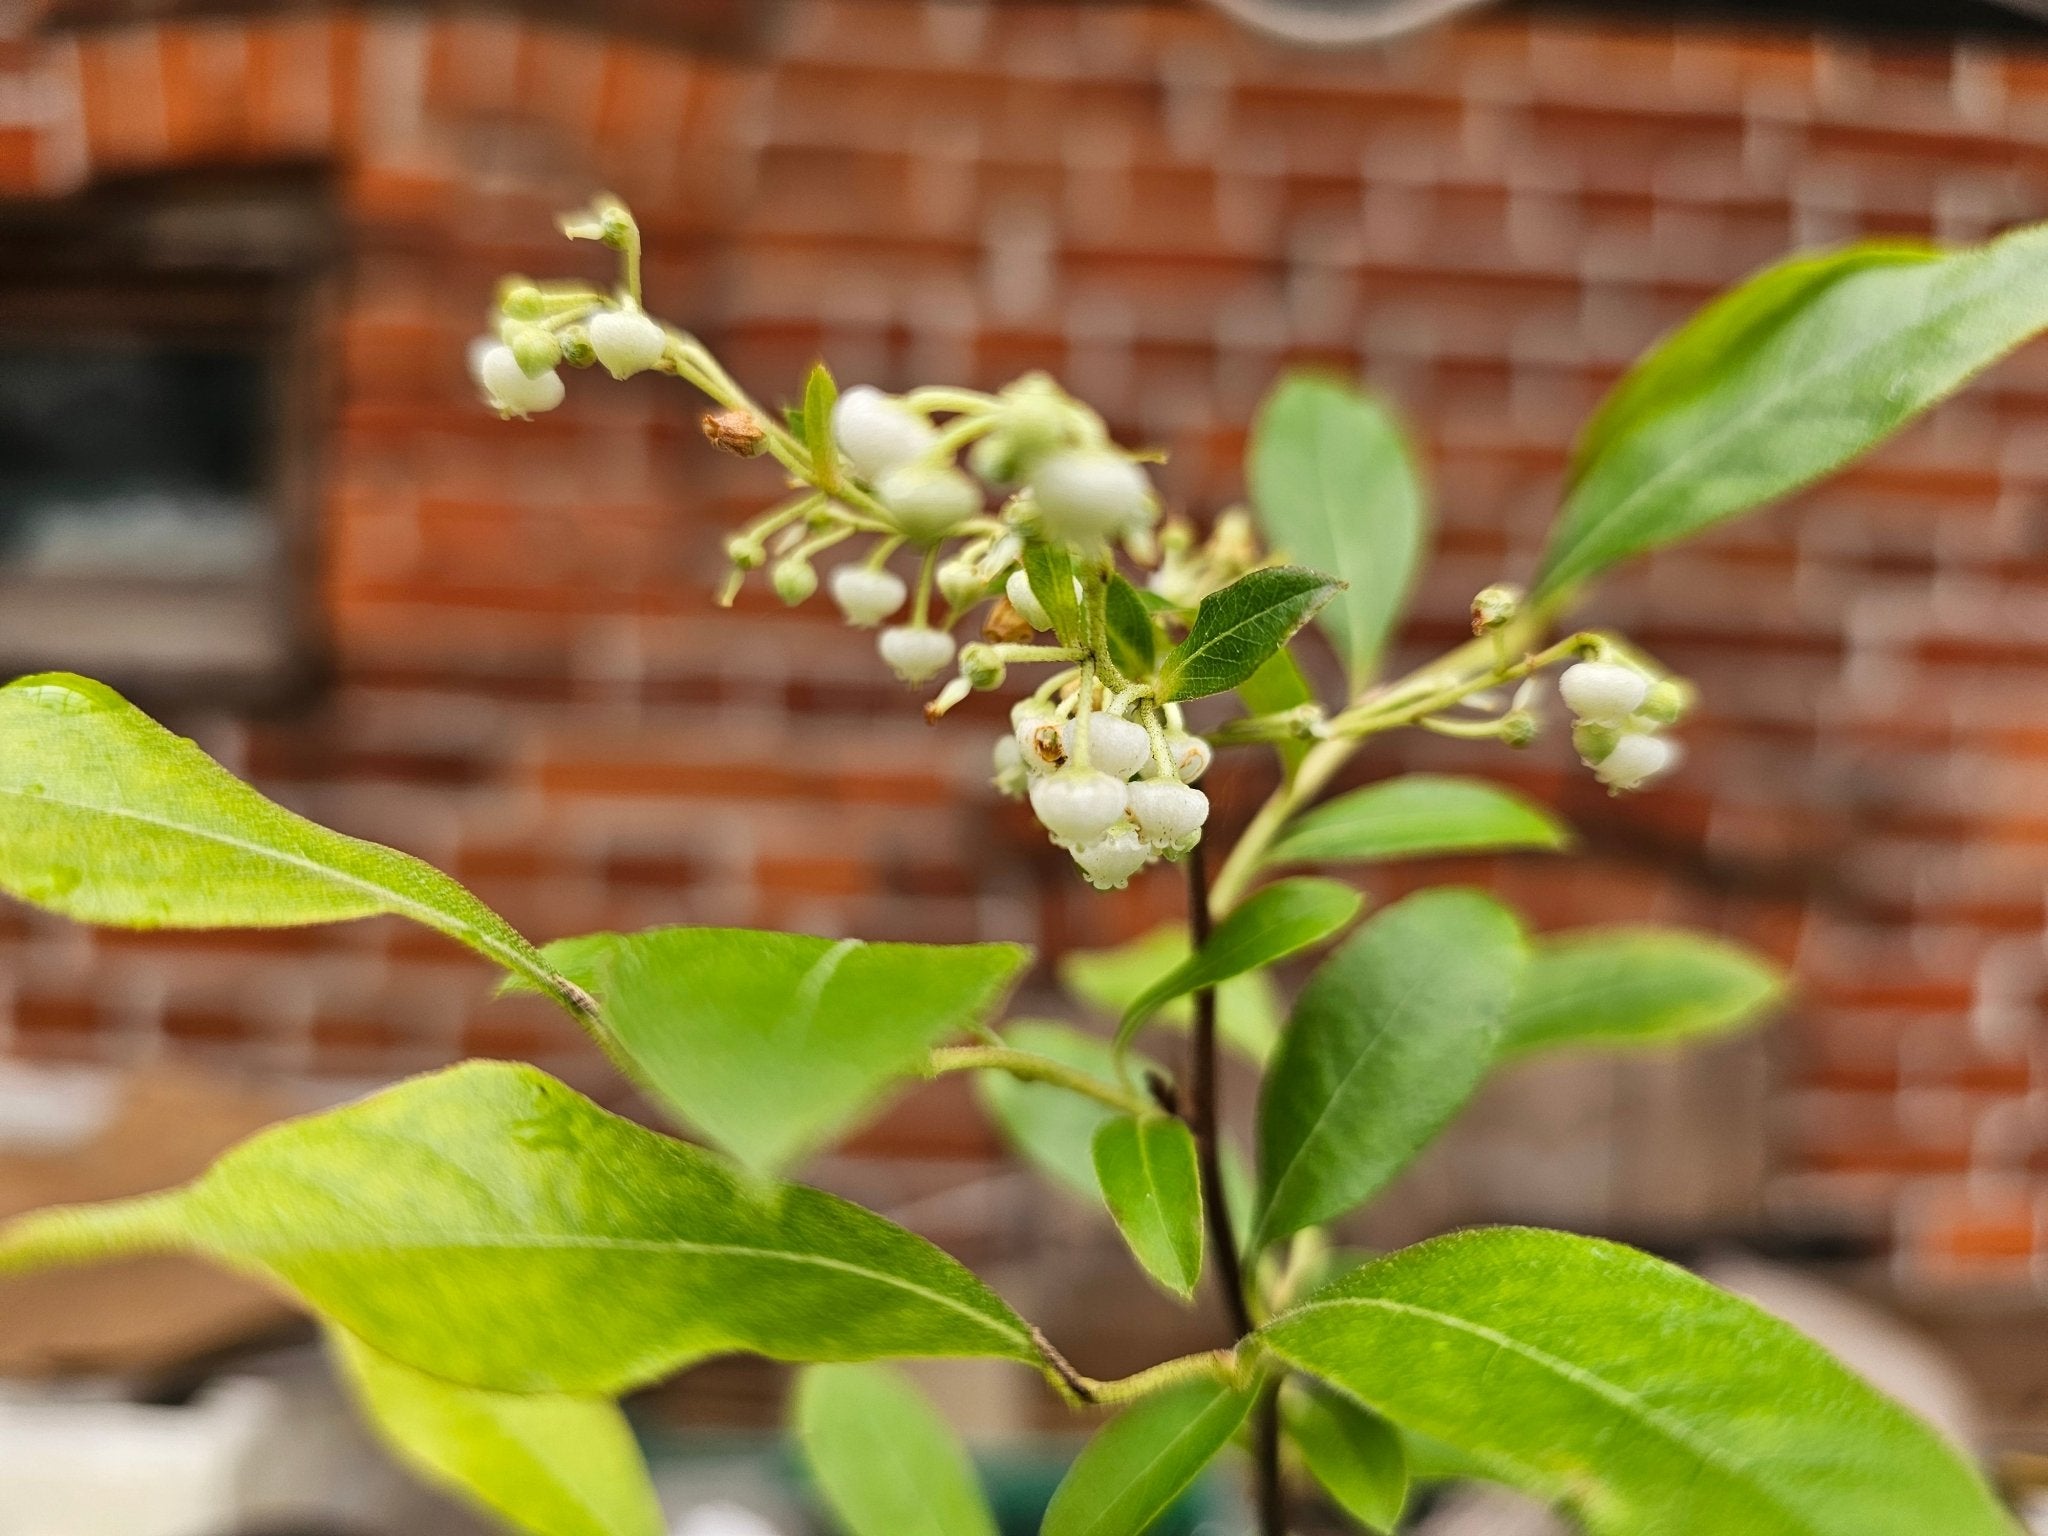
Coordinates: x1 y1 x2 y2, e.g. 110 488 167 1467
1538 226 2048 600
332 1329 664 1536
1157 567 1341 703
1263 1228 2018 1536
1042 1379 1254 1536
535 927 1026 1176
1265 775 1570 869
795 1364 998 1536
1105 574 1160 679
0 672 589 1019
1063 927 1281 1066
0 1062 1044 1395
1115 878 1362 1052
1284 1382 1407 1534
1092 1115 1204 1300
1249 375 1426 685
1505 926 1784 1059
1256 890 1526 1249
1024 541 1085 648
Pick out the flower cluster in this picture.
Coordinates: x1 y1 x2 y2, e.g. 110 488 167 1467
1560 659 1687 793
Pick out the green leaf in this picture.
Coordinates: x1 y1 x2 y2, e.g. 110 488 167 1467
0 673 588 1018
1062 927 1283 1066
1156 566 1341 703
1104 574 1161 679
1091 1115 1204 1300
804 362 840 487
1283 1382 1407 1534
0 1062 1044 1395
1235 645 1316 778
1042 1379 1254 1536
1115 878 1362 1052
1265 775 1570 869
1263 1227 2019 1536
535 927 1027 1177
332 1329 664 1536
977 1022 1126 1200
795 1364 998 1536
1505 926 1785 1059
1255 889 1526 1249
1249 374 1426 686
1537 225 2048 600
1024 540 1085 648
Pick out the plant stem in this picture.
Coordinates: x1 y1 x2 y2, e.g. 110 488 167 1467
1183 841 1283 1533
925 1045 1146 1115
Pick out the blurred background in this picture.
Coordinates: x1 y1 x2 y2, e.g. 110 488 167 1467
4 0 2048 1531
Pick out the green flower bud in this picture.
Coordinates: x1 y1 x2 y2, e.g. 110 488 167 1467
558 325 596 368
599 204 636 250
501 284 547 322
1637 679 1690 726
726 535 765 571
510 325 561 378
772 557 817 605
1470 584 1521 635
960 643 1006 691
1500 710 1539 750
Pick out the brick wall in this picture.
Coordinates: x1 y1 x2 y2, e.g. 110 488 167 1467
2 0 2048 1300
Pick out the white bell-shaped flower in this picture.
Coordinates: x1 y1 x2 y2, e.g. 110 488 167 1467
829 565 908 627
834 386 937 480
1073 826 1153 891
1005 569 1052 630
1560 661 1649 725
1012 703 1063 774
1166 731 1212 784
589 308 667 379
877 465 981 542
878 625 956 684
1061 712 1151 781
1030 450 1157 544
991 734 1029 798
1029 767 1129 846
1594 732 1680 792
1126 778 1210 852
477 343 565 418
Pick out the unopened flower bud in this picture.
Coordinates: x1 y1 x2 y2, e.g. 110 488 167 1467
878 625 956 684
960 644 1006 691
1637 679 1689 727
1127 778 1210 853
1559 661 1649 725
726 534 766 571
772 557 817 606
877 464 981 542
1166 731 1212 784
558 326 596 368
1062 712 1151 781
703 409 769 458
599 203 636 249
834 386 938 481
478 343 565 417
1500 710 1539 749
500 283 546 321
1595 732 1681 792
509 325 562 378
1005 569 1052 631
1073 826 1152 891
1572 720 1620 765
829 565 908 627
1030 450 1158 544
589 307 666 379
937 558 987 610
1471 584 1521 635
1029 767 1129 846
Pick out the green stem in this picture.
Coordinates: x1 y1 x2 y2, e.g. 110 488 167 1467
926 1046 1147 1115
1073 1348 1250 1407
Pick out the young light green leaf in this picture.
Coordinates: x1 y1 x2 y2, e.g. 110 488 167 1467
534 927 1027 1176
0 1062 1044 1395
1255 889 1526 1249
1263 1228 2019 1536
805 362 841 489
1115 878 1362 1052
1249 374 1426 685
1283 1382 1407 1535
1235 644 1316 778
1505 926 1784 1059
1105 573 1160 680
1042 1378 1254 1536
1538 225 2048 600
795 1364 998 1536
1156 566 1341 703
1265 775 1570 869
977 1022 1127 1200
1024 540 1085 647
1062 926 1282 1065
1091 1115 1204 1300
0 673 589 1020
331 1329 664 1536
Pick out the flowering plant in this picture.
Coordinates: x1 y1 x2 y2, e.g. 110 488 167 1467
2 199 2047 1536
